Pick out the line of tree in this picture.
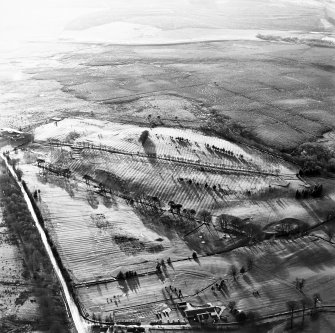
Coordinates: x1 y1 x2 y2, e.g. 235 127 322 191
0 161 70 332
117 270 138 280
286 294 320 329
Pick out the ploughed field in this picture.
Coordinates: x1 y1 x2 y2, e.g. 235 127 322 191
80 235 335 326
34 118 302 210
33 118 328 227
10 117 335 325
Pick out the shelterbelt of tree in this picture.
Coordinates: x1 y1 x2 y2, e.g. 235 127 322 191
45 140 296 178
0 160 70 333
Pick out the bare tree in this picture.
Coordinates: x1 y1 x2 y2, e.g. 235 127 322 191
300 297 312 326
286 301 298 329
217 215 228 230
313 293 321 308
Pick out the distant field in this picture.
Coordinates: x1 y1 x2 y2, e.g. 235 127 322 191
10 40 329 152
1 34 335 154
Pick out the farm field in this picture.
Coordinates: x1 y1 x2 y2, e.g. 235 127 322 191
1 0 335 331
11 148 335 327
17 40 334 152
1 37 335 154
74 236 335 326
34 118 290 173
30 117 332 227
33 118 304 211
7 115 335 327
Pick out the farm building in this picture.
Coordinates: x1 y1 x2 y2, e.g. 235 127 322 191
184 306 222 321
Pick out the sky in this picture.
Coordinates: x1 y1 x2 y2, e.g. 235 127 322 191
0 0 106 42
0 0 215 42
0 0 333 44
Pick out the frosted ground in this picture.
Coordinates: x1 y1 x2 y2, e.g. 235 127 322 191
1 0 335 331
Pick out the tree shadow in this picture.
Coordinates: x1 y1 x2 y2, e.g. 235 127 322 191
243 274 253 286
167 261 175 271
162 264 170 278
143 138 157 165
36 172 76 197
220 286 230 297
97 284 103 296
117 280 129 294
102 195 113 208
127 275 141 293
156 269 167 283
193 257 201 265
87 190 99 209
